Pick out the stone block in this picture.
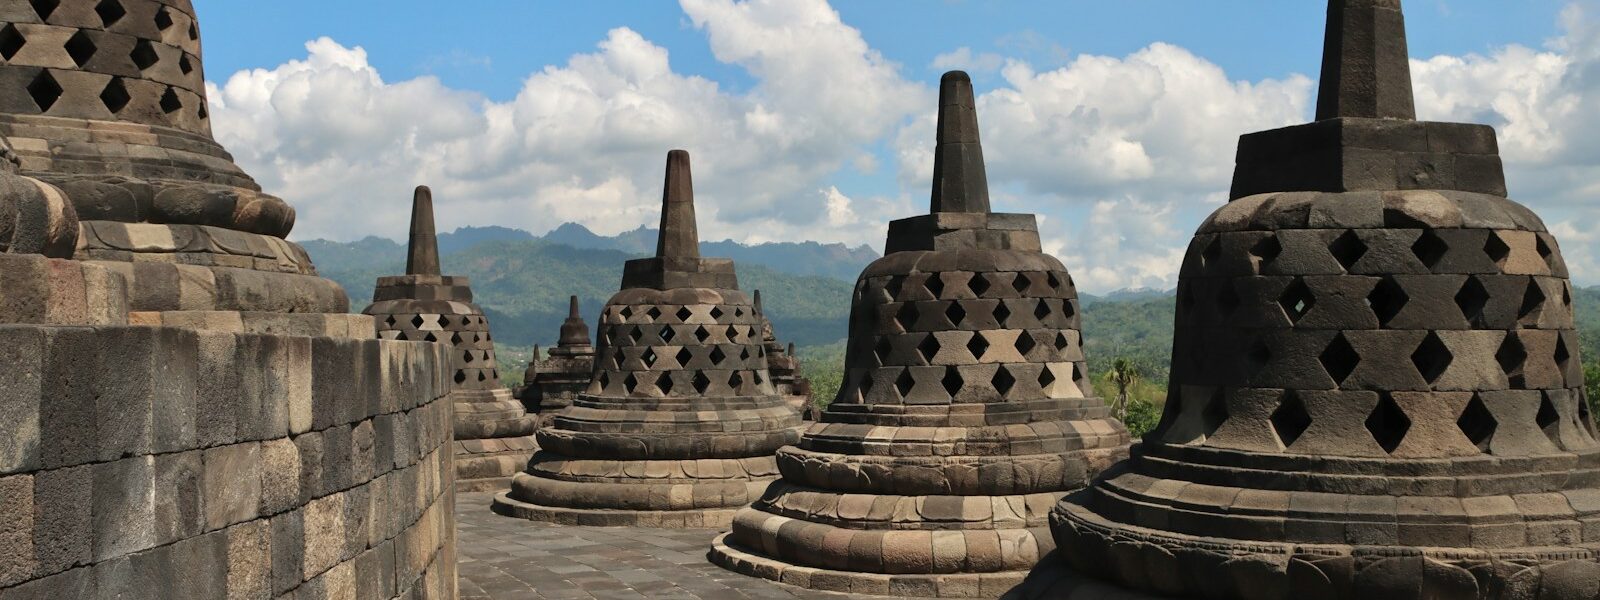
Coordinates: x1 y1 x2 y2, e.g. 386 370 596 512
39 327 104 469
270 509 305 596
204 442 261 531
92 455 156 561
167 530 227 600
259 438 301 517
0 564 96 600
322 425 353 495
302 493 345 580
227 520 271 600
150 328 200 454
294 431 325 503
286 337 314 435
195 332 241 448
30 464 91 576
0 327 43 475
152 450 204 544
0 475 35 588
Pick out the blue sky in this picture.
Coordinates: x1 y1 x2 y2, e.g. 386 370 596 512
193 1 1600 292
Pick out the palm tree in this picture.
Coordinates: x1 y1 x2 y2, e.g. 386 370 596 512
1103 358 1141 422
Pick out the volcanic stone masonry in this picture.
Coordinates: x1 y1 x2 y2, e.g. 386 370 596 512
707 71 1131 598
491 149 804 528
0 2 458 598
364 186 537 493
753 289 815 418
1034 1 1600 599
519 294 597 425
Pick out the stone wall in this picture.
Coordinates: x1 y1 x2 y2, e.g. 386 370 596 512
0 308 457 599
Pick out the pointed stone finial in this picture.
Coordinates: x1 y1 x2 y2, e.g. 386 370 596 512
930 71 990 214
787 342 796 356
754 289 764 315
405 185 441 276
533 344 541 361
568 295 581 319
655 150 700 259
1315 0 1415 121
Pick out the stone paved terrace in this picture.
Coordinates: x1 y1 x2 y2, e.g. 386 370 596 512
456 493 866 600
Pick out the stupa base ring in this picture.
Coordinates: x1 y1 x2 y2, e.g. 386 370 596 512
1051 501 1600 600
489 492 745 528
710 532 1030 598
453 437 538 493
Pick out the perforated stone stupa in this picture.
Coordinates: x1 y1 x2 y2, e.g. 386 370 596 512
708 71 1130 597
519 295 596 424
0 0 345 313
364 186 536 492
1046 2 1600 598
491 150 804 528
753 289 815 418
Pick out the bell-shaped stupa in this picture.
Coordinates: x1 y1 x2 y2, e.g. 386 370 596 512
520 294 597 423
491 150 804 527
1046 2 1600 598
709 72 1130 597
0 0 345 312
363 186 537 492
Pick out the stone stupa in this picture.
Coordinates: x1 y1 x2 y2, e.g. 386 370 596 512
1043 2 1600 599
364 185 537 492
491 150 804 527
709 71 1131 597
519 294 596 423
752 289 815 418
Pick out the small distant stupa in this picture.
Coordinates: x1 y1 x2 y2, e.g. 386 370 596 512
519 294 596 423
751 289 815 418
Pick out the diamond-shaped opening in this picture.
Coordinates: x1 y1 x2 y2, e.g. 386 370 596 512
627 327 642 344
179 53 193 75
95 0 125 26
1412 230 1449 270
1484 232 1511 265
1054 332 1070 351
423 332 437 342
1518 279 1546 321
393 331 407 341
993 302 1011 326
1366 393 1411 454
1279 278 1315 323
675 347 693 367
691 326 709 343
383 315 397 327
740 347 751 361
1368 276 1410 327
675 306 692 322
1200 236 1222 269
735 307 744 318
1249 235 1283 268
623 373 638 393
725 324 740 341
709 346 727 365
1320 333 1360 385
943 368 965 396
894 369 915 399
27 70 61 111
896 302 920 330
917 334 941 363
435 315 450 328
1496 334 1528 386
1015 333 1036 357
1033 299 1050 322
1202 388 1229 436
29 0 58 20
965 333 987 361
448 332 463 345
1537 235 1555 262
461 349 475 364
641 347 657 367
597 372 611 389
1038 366 1056 389
644 306 662 321
0 24 25 61
1537 394 1561 445
885 276 904 302
1046 272 1062 291
754 371 764 385
925 274 945 298
692 372 711 394
619 306 634 320
154 6 173 30
64 30 95 67
657 372 673 394
131 39 158 70
729 371 744 389
969 274 991 297
159 86 181 113
1412 332 1453 384
659 326 675 343
1458 394 1497 452
1271 392 1312 448
945 302 966 327
992 366 1014 396
100 76 129 113
188 22 197 40
1455 276 1491 327
453 370 466 385
1217 281 1242 316
873 336 892 364
478 371 488 382
1555 335 1572 370
1329 230 1368 272
710 306 725 320
409 315 424 328
1012 273 1031 294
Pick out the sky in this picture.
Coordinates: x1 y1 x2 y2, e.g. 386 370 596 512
192 0 1600 293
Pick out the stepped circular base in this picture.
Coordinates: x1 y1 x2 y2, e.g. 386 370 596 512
453 442 536 493
490 491 743 528
709 533 1028 598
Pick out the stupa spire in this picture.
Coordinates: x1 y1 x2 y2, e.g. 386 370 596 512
568 294 581 319
930 71 990 213
405 185 441 276
655 149 700 259
1315 0 1416 120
